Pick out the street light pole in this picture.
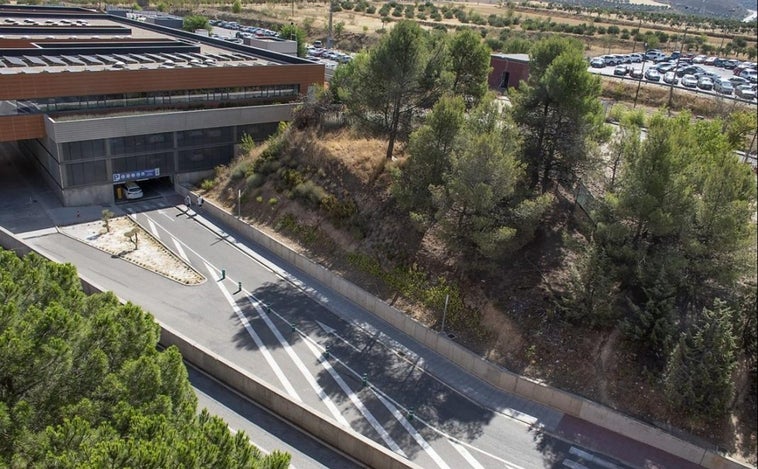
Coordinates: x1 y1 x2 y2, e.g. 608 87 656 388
440 294 449 334
237 189 241 218
327 0 334 49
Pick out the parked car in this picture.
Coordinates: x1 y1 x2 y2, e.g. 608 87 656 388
603 55 619 66
656 62 677 73
735 85 757 100
729 76 749 87
723 59 740 69
629 68 644 79
645 69 661 81
692 55 707 64
697 76 714 90
734 63 754 76
590 57 606 68
628 53 643 63
645 50 665 62
663 71 679 84
740 69 758 83
124 182 143 200
713 79 734 95
677 65 704 77
704 56 718 65
681 74 698 88
613 65 629 76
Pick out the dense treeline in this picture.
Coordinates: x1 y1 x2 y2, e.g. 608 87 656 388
323 23 757 423
0 249 290 468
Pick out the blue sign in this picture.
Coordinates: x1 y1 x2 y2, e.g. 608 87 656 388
112 168 160 183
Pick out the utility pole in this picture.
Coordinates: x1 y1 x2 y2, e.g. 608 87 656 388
667 27 688 115
327 0 334 49
631 18 642 54
633 57 647 109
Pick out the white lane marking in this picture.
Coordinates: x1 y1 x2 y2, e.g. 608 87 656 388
205 262 301 403
147 219 160 239
371 391 449 469
300 337 407 458
246 296 350 428
183 212 540 427
569 447 622 469
158 209 175 222
147 212 523 467
450 440 486 469
172 237 190 263
315 320 361 353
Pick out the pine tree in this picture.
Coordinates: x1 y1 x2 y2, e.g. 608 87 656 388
664 300 737 418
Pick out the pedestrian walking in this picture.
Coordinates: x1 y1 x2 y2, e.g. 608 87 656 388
198 196 204 208
185 195 191 207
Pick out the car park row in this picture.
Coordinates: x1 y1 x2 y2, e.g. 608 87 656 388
589 49 758 103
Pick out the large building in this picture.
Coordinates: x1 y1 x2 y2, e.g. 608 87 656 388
0 5 324 206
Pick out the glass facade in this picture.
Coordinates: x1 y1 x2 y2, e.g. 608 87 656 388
112 152 173 174
110 132 173 155
178 144 233 172
60 139 106 162
236 122 279 142
177 127 233 148
3 85 300 116
64 160 107 186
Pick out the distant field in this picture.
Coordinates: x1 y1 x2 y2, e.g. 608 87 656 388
628 0 669 6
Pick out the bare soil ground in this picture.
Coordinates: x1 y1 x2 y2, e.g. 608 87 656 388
200 126 756 465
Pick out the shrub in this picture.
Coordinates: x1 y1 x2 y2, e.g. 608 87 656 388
246 173 265 190
366 5 376 13
200 178 216 191
293 180 328 206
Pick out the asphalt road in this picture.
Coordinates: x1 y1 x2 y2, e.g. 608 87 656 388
22 200 629 469
187 362 362 469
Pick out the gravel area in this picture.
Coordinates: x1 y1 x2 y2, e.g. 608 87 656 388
59 216 205 285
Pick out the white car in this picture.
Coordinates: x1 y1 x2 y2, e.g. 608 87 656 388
681 74 698 87
644 69 661 81
697 76 714 90
735 85 757 100
663 72 678 84
124 181 143 199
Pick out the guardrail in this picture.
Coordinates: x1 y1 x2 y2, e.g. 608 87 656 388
590 68 758 106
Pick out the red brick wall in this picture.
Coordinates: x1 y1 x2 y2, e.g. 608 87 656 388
0 115 45 141
488 57 529 90
0 64 325 100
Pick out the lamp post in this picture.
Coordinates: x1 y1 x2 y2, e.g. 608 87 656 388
327 0 334 49
440 294 449 334
237 189 241 218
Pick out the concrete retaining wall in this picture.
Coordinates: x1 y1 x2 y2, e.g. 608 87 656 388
0 227 418 469
160 327 420 469
178 186 752 469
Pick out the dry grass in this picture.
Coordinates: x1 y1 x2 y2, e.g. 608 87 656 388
599 78 757 120
318 128 388 184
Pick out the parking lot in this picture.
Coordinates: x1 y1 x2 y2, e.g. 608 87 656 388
588 52 758 105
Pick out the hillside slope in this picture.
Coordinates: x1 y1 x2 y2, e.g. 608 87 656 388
199 124 756 465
